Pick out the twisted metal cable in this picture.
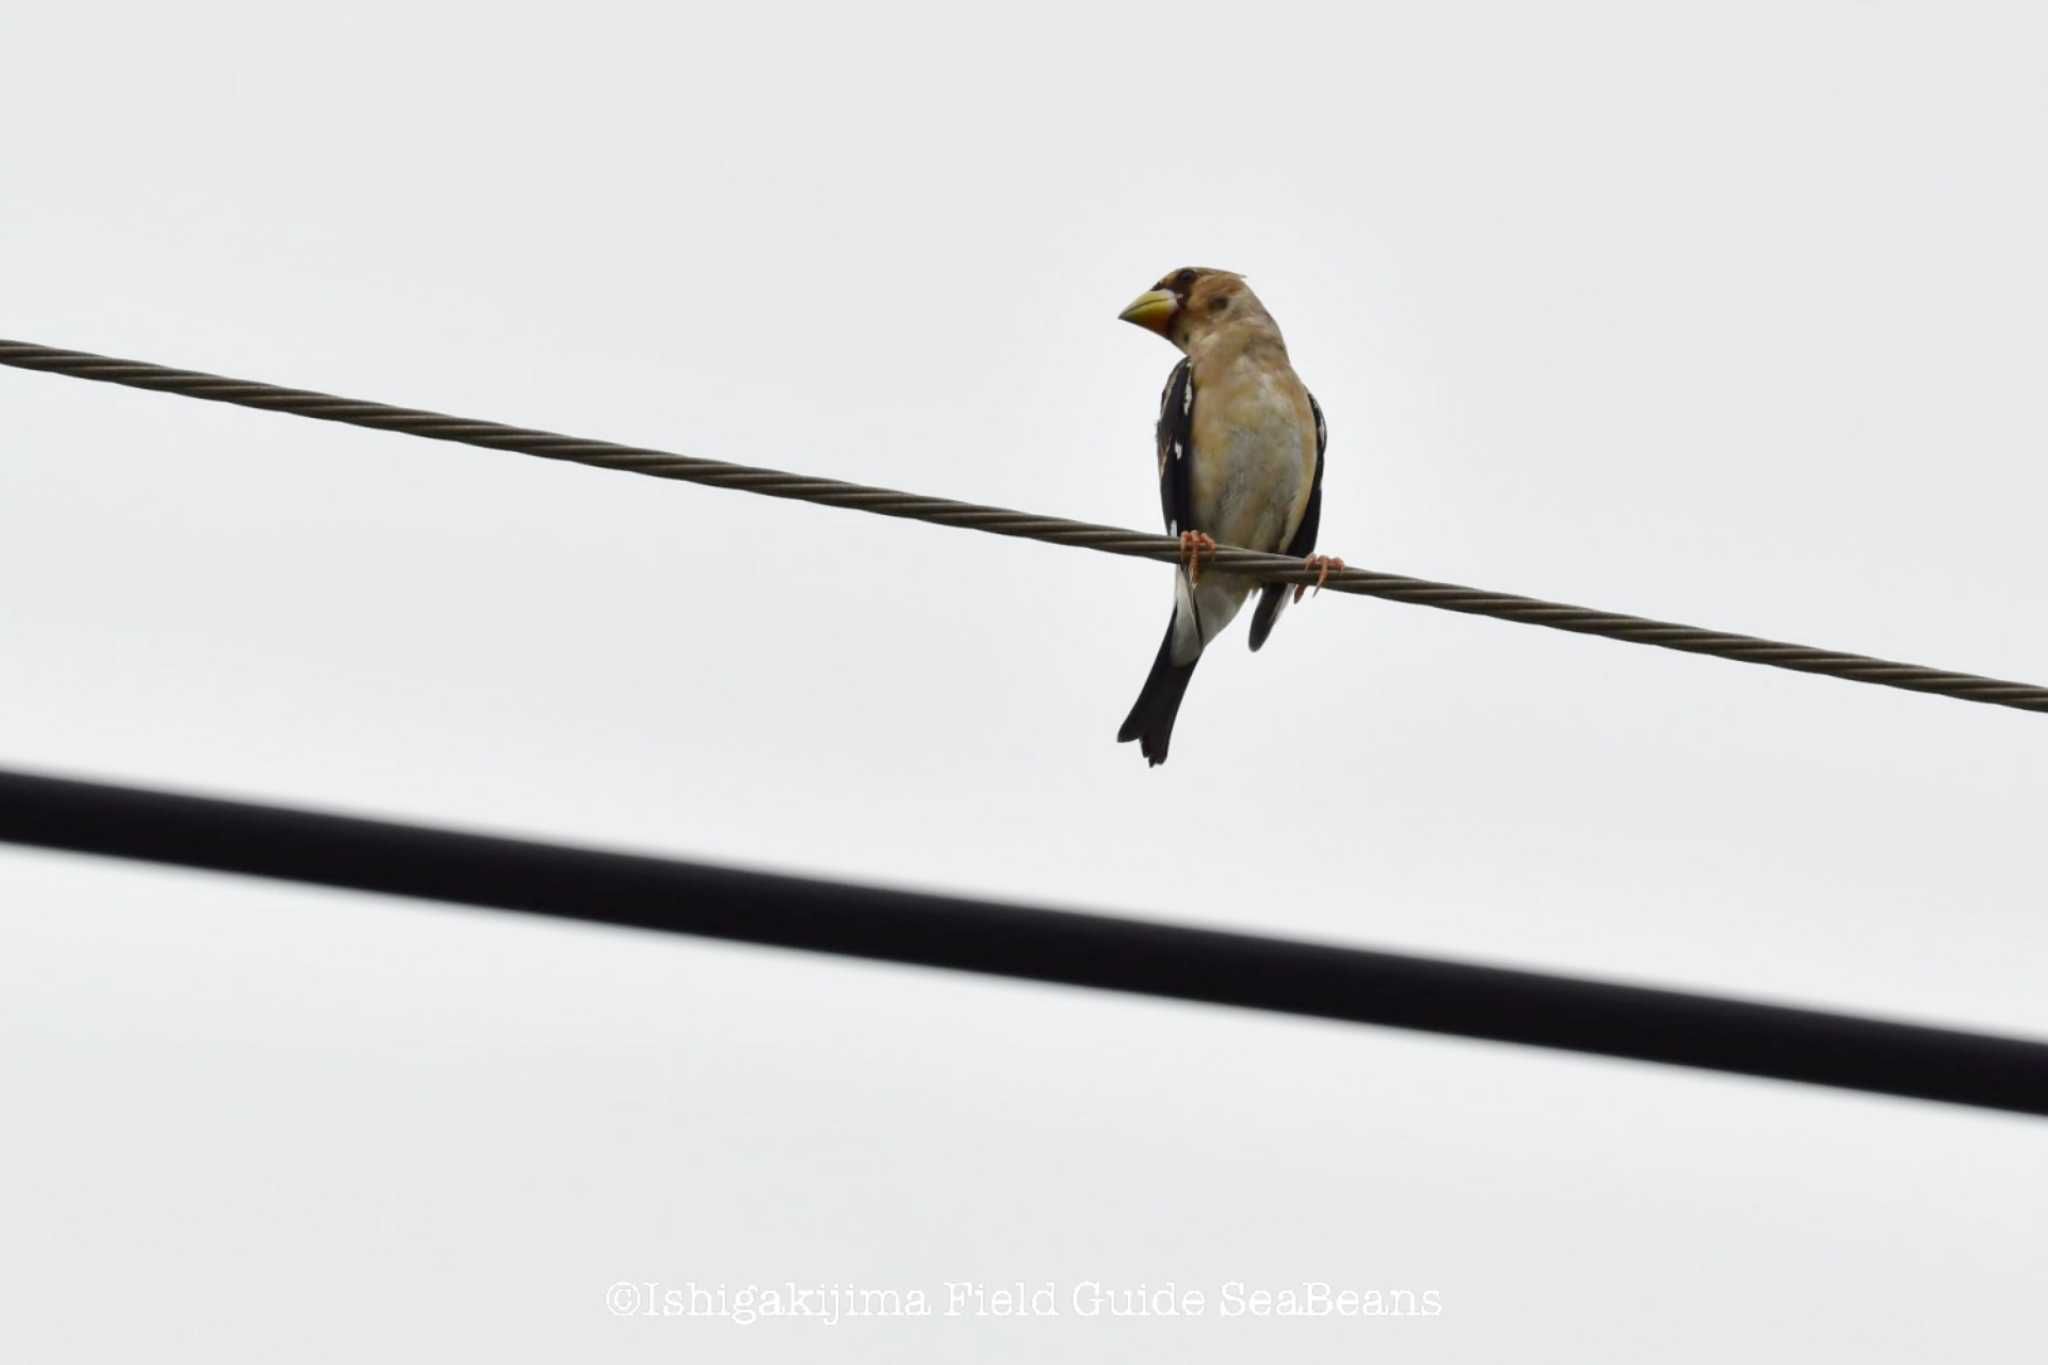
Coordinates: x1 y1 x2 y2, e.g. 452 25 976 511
5 337 2045 714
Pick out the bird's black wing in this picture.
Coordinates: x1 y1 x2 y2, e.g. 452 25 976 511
1120 357 1202 765
1247 390 1327 652
1156 358 1197 537
1289 390 1329 557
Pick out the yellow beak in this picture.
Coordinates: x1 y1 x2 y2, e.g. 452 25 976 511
1117 288 1178 335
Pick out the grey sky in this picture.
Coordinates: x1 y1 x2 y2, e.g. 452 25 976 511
5 2 2045 1358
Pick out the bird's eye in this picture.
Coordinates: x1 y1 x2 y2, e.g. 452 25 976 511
1171 268 1199 293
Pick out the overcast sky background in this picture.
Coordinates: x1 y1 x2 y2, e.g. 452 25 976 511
5 2 2046 1358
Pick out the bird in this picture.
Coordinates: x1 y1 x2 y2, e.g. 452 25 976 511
1114 267 1343 766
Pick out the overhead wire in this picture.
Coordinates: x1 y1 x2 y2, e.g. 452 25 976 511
3 337 2045 714
3 765 2045 1116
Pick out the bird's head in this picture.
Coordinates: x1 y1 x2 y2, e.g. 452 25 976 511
1117 267 1270 353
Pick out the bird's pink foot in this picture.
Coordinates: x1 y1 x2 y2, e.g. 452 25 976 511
1293 554 1346 603
1178 530 1218 585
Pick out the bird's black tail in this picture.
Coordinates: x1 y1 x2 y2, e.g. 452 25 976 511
1117 620 1199 767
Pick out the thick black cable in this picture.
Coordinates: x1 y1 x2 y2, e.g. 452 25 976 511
2 338 2045 715
2 766 2043 1116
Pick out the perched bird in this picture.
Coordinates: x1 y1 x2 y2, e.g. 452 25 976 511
1115 267 1343 766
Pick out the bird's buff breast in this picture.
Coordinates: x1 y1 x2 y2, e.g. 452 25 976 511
1189 371 1314 553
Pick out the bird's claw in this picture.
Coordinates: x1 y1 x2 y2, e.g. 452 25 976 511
1293 554 1345 604
1178 530 1218 585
